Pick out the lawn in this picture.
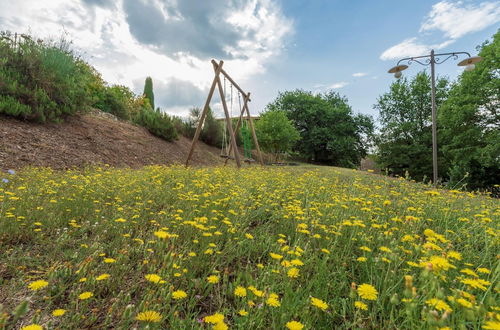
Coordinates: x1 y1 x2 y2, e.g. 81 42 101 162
0 165 498 329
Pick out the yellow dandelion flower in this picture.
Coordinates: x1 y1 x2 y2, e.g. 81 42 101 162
477 268 490 274
483 320 500 330
21 324 43 330
270 252 283 260
321 248 330 254
266 295 281 307
96 273 110 281
245 233 254 239
103 258 116 263
425 298 452 312
310 297 328 311
172 290 187 300
234 286 247 297
238 309 248 316
207 275 219 284
52 309 66 317
136 310 162 322
286 320 304 330
213 322 228 330
204 313 224 324
145 274 162 283
357 257 367 262
287 267 300 278
357 284 378 300
79 292 93 300
355 301 368 310
28 280 48 291
457 298 473 308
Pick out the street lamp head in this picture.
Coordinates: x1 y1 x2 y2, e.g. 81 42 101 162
465 64 475 72
457 56 482 71
388 64 408 79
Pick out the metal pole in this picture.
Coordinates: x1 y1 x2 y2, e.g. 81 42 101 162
430 50 438 185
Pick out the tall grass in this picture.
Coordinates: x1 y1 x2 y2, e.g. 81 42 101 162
0 165 498 329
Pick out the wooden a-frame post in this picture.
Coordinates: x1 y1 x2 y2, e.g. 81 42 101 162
185 60 242 167
223 91 264 166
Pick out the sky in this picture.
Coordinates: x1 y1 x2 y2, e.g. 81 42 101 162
0 0 498 119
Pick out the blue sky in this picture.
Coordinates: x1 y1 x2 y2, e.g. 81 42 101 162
0 0 498 119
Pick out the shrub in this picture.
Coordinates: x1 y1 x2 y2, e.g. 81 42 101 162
133 103 178 142
0 31 95 122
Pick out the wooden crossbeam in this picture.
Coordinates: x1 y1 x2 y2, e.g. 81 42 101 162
185 59 263 168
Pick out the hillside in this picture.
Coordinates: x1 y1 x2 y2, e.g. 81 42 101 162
0 110 225 170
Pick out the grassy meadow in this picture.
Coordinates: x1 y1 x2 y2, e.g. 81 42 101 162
0 165 498 329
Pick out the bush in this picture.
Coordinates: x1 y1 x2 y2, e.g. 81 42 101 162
133 104 178 142
0 32 95 122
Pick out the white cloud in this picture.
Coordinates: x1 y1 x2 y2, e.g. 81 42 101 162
380 38 455 60
380 1 499 61
329 82 349 89
420 1 500 39
0 0 293 115
352 72 367 77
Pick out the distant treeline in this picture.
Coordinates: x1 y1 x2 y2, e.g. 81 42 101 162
374 29 499 192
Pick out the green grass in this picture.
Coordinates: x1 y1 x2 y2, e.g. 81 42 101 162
0 165 498 329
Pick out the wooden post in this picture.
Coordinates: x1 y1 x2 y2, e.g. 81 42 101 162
245 99 264 166
185 60 224 166
224 92 249 166
213 62 242 168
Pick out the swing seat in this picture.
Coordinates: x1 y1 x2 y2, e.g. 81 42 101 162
220 155 234 160
244 158 255 163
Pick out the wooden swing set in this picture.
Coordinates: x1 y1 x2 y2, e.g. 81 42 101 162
185 60 264 168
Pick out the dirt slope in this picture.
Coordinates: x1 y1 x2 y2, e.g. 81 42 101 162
0 111 225 170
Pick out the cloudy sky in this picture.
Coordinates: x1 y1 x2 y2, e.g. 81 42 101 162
1 0 499 118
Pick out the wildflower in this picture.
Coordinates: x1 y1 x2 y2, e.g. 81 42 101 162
357 257 367 262
21 325 42 330
204 313 224 324
79 292 93 300
136 311 162 322
103 258 116 263
291 259 304 266
79 277 87 282
310 297 328 311
447 251 462 260
357 284 378 300
214 322 228 330
234 286 247 297
457 298 473 308
96 274 110 281
359 246 372 252
426 298 452 312
270 253 283 260
286 320 304 330
477 268 490 274
321 248 330 254
245 233 254 239
145 274 162 283
483 321 500 329
238 309 248 316
28 280 48 291
266 296 281 307
379 246 392 253
52 309 66 317
207 275 219 284
286 267 299 278
172 290 187 300
461 278 491 291
354 301 368 310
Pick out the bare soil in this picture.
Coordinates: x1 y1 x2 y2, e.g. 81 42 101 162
0 111 226 170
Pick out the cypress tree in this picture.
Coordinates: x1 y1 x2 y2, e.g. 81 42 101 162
143 77 155 110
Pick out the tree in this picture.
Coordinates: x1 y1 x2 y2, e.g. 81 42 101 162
189 107 223 147
255 110 300 161
374 72 449 181
266 90 373 167
143 77 155 110
439 29 500 191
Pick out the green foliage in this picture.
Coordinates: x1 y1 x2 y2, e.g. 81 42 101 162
143 77 155 110
266 90 373 167
133 100 178 142
439 29 500 191
374 72 450 181
255 110 300 160
188 107 223 147
93 85 135 120
0 31 94 122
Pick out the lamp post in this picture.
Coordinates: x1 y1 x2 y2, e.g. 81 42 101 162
388 51 482 185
